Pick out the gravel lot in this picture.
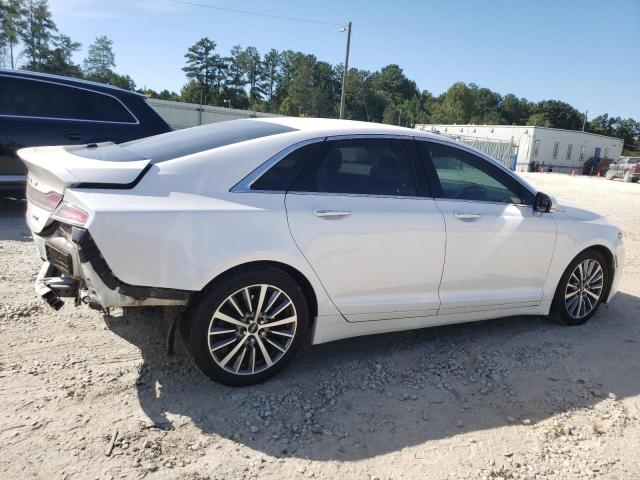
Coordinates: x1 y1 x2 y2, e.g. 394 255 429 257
1 173 639 480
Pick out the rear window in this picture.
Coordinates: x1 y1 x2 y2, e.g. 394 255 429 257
118 120 296 162
628 158 639 164
0 76 136 123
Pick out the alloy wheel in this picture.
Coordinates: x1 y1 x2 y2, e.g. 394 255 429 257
564 259 604 319
207 284 298 375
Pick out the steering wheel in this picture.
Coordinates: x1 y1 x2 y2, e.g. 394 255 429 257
456 184 485 200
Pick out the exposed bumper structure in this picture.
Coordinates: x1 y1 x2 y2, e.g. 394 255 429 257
34 223 192 310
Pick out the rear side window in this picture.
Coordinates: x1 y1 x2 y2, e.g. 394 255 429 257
290 138 417 197
251 142 325 191
628 158 639 164
0 76 136 123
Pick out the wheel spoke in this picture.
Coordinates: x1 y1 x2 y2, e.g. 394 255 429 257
565 289 579 300
268 329 294 338
255 336 273 367
219 335 248 366
233 346 248 373
586 265 602 284
264 336 286 353
250 345 256 373
269 300 291 319
211 336 239 353
578 296 584 317
214 311 246 328
254 285 267 320
262 315 296 329
243 288 253 313
264 291 281 315
584 289 600 300
228 296 244 317
209 328 237 336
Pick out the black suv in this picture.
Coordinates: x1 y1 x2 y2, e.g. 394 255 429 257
0 70 172 191
605 157 640 183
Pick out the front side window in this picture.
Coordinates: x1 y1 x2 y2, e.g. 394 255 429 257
0 76 135 123
418 141 527 204
290 138 417 197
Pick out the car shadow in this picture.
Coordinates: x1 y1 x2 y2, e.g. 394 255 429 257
105 290 640 461
0 196 33 242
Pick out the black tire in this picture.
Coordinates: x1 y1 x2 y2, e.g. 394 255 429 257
185 266 309 386
551 249 609 326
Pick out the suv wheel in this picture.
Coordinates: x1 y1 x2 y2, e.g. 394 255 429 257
185 267 309 386
605 170 614 180
551 250 608 326
624 171 632 182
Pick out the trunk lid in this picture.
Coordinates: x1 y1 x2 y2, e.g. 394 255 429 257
18 142 150 233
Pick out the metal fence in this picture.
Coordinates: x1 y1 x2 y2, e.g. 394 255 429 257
433 132 517 169
147 98 282 130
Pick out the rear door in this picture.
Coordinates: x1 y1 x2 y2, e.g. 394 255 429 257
416 139 556 313
285 136 446 322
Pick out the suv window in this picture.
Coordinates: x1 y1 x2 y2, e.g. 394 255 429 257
290 138 417 197
628 158 639 164
0 76 136 123
251 141 325 191
417 141 528 204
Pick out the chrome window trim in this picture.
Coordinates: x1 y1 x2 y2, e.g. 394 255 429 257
231 136 326 193
0 74 140 125
413 135 538 203
0 175 28 183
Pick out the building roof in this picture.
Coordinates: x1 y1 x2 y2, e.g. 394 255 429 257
416 123 623 142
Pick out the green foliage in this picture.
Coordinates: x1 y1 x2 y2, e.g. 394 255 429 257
83 35 115 82
40 34 81 77
0 0 26 68
19 0 55 70
182 37 226 105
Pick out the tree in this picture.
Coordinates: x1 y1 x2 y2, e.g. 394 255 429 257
108 72 135 90
182 37 226 105
431 82 475 124
261 48 280 102
0 0 26 69
530 100 582 130
40 34 81 76
237 46 263 106
20 0 56 71
83 35 115 82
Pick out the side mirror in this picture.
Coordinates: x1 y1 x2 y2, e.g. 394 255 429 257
533 192 556 212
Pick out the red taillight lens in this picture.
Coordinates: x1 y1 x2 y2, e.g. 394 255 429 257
52 202 89 227
26 183 63 212
632 164 638 173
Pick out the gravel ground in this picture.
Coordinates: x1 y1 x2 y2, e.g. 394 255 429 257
1 173 639 480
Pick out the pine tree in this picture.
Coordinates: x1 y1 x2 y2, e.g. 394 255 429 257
20 0 56 70
0 0 26 69
83 35 115 83
182 37 226 104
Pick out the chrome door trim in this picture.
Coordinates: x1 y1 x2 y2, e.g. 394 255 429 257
313 208 352 217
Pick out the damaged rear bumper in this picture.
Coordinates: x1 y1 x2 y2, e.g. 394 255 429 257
34 223 192 310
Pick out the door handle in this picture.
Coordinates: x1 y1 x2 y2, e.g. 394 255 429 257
65 132 81 141
313 208 352 218
454 212 482 220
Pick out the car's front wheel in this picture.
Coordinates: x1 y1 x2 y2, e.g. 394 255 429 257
552 250 609 326
605 170 614 180
185 267 309 386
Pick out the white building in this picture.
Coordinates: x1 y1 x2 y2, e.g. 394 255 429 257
415 124 624 173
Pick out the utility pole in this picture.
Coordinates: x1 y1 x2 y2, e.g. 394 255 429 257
582 110 588 131
339 21 352 120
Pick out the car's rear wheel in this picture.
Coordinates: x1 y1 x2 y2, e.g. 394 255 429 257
185 267 309 386
551 250 608 326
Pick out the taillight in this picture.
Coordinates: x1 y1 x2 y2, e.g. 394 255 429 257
52 202 90 227
632 164 638 173
26 183 62 212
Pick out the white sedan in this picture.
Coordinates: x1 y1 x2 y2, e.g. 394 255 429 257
20 118 624 385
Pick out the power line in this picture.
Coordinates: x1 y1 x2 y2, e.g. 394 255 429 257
166 0 344 27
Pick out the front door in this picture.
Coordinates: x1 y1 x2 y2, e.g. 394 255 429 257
285 137 446 322
416 140 557 313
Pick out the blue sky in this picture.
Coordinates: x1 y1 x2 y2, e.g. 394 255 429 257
49 0 640 119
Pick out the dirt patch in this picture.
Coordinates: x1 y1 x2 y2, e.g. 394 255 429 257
1 175 639 479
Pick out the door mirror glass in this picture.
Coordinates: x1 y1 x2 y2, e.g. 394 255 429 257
533 191 553 212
